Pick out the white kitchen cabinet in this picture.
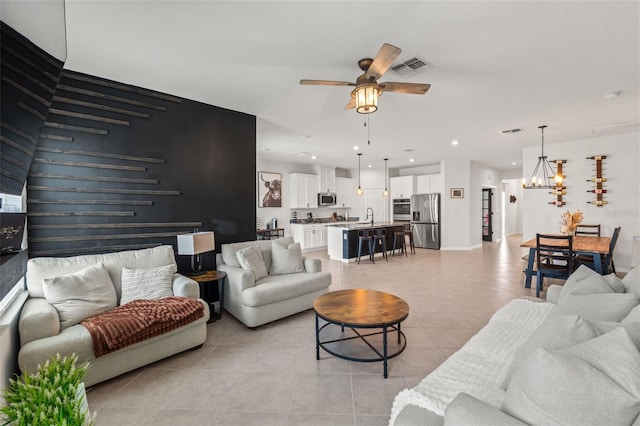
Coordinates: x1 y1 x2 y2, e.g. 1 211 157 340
317 166 336 193
289 173 319 208
416 174 443 194
291 223 324 250
390 175 415 199
335 176 353 208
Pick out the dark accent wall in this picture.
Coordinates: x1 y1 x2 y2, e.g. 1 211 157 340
0 22 64 195
26 69 256 269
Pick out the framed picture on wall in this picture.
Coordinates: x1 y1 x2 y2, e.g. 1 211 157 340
450 188 464 198
258 172 282 207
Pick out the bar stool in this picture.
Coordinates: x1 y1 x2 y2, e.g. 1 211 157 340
357 230 374 264
372 228 388 262
404 223 416 255
392 228 407 256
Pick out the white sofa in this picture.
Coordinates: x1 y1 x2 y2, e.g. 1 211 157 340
216 237 332 328
18 246 209 387
390 266 640 425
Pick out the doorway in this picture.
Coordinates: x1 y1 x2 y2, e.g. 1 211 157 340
482 188 493 241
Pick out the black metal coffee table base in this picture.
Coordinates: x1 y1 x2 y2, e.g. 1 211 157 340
315 315 407 378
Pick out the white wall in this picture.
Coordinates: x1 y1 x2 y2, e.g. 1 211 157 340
503 179 524 235
522 131 640 271
441 160 471 249
0 0 67 61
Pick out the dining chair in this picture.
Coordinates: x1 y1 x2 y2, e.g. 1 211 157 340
535 234 575 298
372 228 388 262
576 227 621 275
575 224 601 237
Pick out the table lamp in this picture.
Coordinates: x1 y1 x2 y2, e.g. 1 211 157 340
177 230 215 275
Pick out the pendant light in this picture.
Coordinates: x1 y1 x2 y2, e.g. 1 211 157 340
356 153 363 196
383 158 389 197
522 125 560 189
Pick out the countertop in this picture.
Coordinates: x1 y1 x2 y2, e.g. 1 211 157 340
326 222 403 230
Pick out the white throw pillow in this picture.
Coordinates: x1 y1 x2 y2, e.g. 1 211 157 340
236 246 268 280
119 264 174 305
566 273 617 296
622 305 640 325
502 328 640 426
42 263 117 329
558 264 600 302
270 240 304 275
554 293 639 322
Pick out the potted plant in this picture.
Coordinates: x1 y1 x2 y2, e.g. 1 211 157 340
1 353 93 426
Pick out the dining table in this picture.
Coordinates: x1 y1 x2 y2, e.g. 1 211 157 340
520 235 612 290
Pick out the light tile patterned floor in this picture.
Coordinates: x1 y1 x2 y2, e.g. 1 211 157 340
87 234 539 425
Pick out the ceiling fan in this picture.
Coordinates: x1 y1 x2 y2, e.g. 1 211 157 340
300 43 431 114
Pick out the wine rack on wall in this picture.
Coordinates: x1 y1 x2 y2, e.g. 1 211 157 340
548 159 566 207
586 155 607 207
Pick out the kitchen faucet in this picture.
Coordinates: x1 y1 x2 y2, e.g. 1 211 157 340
366 207 374 226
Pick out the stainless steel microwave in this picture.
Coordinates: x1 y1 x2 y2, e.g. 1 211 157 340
318 193 337 206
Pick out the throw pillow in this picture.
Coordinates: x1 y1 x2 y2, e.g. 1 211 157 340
623 267 640 298
504 314 600 387
558 264 599 302
553 293 639 322
604 273 626 293
565 273 617 296
119 264 174 305
502 328 640 426
270 240 305 275
42 263 117 330
236 246 268 280
622 305 640 325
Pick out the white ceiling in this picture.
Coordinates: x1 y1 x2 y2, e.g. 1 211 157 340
62 1 639 171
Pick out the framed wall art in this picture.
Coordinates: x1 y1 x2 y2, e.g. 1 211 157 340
450 188 464 199
258 172 282 207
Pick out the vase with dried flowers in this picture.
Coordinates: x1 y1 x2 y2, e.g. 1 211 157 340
560 209 584 236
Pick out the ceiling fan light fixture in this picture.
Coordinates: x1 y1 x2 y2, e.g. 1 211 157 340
354 84 380 114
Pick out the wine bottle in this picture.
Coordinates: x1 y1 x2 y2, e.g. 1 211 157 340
586 155 607 160
586 177 607 182
549 190 566 195
586 189 607 194
587 200 608 206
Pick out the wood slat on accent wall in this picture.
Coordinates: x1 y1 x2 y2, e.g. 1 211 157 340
36 146 165 163
29 222 202 229
28 185 180 196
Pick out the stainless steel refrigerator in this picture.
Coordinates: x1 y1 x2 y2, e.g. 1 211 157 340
410 193 441 249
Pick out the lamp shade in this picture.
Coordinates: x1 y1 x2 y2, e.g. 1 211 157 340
177 231 215 255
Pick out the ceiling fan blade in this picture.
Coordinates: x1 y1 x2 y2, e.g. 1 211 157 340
300 79 355 87
365 43 402 80
344 97 356 110
379 82 431 95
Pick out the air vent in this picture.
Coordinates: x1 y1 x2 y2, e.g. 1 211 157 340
391 57 432 78
500 128 523 135
592 121 639 135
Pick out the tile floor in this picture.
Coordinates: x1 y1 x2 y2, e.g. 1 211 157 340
87 234 540 425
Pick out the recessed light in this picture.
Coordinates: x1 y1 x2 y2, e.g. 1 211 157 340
512 162 517 165
353 146 359 151
409 158 415 163
368 164 372 168
451 140 459 146
311 155 317 160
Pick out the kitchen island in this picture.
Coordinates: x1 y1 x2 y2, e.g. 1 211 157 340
326 222 404 262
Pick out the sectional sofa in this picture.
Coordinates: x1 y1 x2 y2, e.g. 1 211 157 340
390 265 640 425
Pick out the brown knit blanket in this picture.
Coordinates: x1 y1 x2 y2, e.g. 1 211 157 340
81 297 204 358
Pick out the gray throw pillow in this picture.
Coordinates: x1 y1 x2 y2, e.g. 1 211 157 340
119 264 175 305
553 293 639 322
236 246 268 280
270 240 305 275
502 328 640 426
43 262 117 329
623 267 640 298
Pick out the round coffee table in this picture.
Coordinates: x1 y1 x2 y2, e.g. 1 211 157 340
313 289 409 378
